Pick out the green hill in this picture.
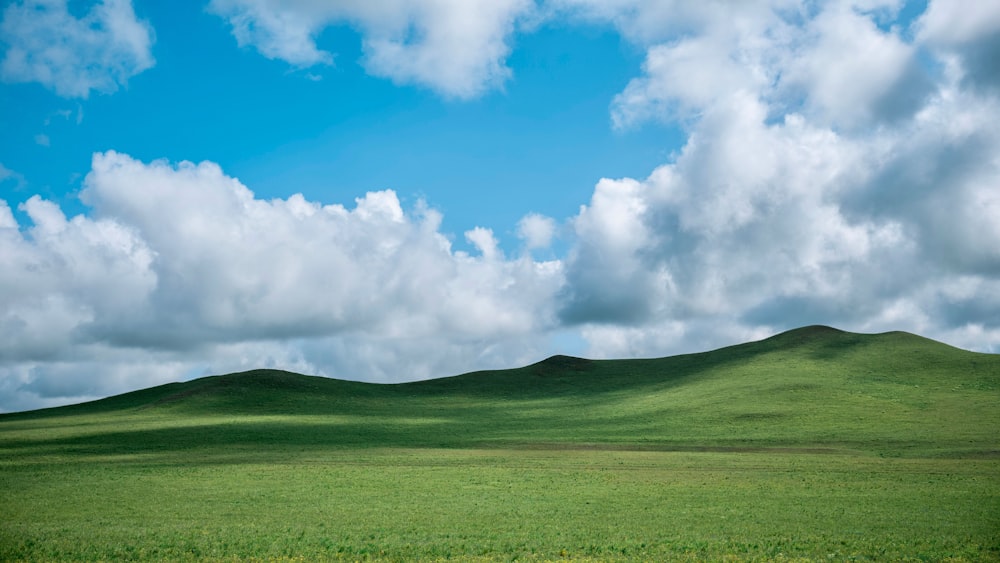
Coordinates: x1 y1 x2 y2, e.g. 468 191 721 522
2 325 998 561
4 325 996 457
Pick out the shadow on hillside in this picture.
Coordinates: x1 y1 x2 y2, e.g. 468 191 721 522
0 344 799 464
4 413 889 467
1 339 768 421
0 408 707 466
403 344 768 401
8 326 994 464
0 351 759 466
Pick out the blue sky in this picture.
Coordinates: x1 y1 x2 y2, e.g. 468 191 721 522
1 0 999 412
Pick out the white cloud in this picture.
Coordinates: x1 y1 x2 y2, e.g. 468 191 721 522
0 0 155 98
918 0 1000 45
465 226 500 261
206 0 334 67
611 35 761 128
0 152 564 411
917 0 1000 93
207 0 534 98
608 0 934 130
565 89 1000 357
517 213 556 250
782 3 933 128
76 151 563 346
559 175 673 324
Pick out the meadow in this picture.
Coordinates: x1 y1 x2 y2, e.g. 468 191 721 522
1 326 998 561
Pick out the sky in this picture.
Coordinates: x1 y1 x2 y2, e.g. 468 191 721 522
0 0 998 413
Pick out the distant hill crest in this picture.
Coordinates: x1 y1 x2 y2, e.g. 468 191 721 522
2 325 995 417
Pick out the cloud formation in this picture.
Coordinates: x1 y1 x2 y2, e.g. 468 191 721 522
0 0 154 98
917 0 1000 93
557 0 1000 359
0 152 563 410
517 213 557 250
207 0 534 98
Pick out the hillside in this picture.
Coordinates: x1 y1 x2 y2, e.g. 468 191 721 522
3 325 997 457
2 325 999 562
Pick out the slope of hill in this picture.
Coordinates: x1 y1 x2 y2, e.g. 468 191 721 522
2 325 997 457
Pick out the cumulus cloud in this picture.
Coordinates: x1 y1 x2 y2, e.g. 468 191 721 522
557 0 1000 360
0 0 154 98
917 0 1000 93
560 176 671 325
607 0 934 130
207 0 533 98
783 3 934 128
0 152 564 411
517 213 556 250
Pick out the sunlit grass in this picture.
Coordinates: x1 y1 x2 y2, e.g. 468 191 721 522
1 326 998 561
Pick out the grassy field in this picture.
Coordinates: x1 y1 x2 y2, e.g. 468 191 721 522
1 326 998 561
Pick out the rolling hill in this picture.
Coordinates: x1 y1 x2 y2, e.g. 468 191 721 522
3 325 997 457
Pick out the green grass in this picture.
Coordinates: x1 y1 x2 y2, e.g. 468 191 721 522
1 326 998 561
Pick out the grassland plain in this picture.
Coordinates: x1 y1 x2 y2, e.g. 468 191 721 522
0 326 998 561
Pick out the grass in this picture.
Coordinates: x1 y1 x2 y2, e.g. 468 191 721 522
1 325 998 561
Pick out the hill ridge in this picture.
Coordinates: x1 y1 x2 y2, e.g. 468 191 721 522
1 325 996 419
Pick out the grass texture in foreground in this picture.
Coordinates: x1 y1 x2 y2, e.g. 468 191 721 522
1 326 998 561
